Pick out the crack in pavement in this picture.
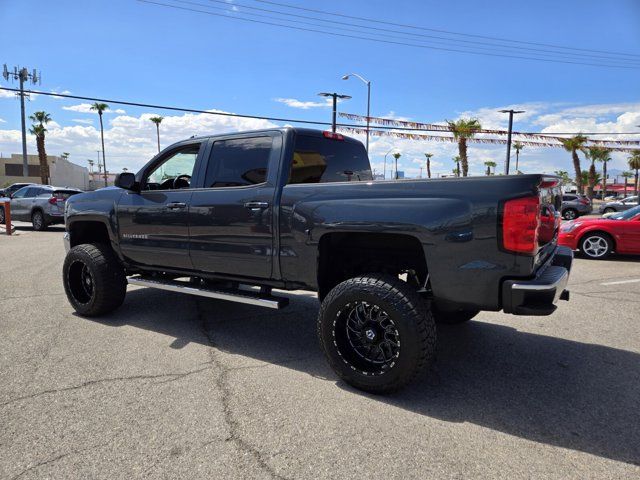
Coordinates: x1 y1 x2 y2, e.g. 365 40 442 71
9 442 109 480
194 298 291 480
0 365 214 408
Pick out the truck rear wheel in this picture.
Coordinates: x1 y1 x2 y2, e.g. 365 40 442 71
317 274 436 394
63 243 127 316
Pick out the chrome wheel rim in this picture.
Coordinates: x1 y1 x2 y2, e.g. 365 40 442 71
333 301 400 376
583 236 609 257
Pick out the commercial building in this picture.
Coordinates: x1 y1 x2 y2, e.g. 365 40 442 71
0 153 90 190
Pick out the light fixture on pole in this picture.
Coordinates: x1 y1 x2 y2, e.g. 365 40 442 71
342 73 371 154
383 148 398 181
318 92 351 133
499 109 525 175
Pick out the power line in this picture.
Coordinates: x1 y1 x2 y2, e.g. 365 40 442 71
0 86 637 136
200 0 640 66
138 0 640 69
252 0 640 60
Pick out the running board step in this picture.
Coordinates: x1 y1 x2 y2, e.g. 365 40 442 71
127 276 289 309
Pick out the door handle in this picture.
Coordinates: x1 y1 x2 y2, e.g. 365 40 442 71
166 202 187 210
244 201 269 209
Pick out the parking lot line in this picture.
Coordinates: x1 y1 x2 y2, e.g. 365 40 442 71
601 278 640 286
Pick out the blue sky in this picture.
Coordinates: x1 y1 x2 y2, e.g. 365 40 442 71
1 0 639 178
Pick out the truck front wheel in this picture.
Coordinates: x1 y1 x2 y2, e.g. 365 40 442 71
63 243 127 316
317 274 436 394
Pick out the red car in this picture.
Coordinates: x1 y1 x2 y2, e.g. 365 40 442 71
559 205 640 259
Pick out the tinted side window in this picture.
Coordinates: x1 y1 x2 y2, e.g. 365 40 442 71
204 137 272 188
24 187 41 197
289 135 372 184
11 187 29 198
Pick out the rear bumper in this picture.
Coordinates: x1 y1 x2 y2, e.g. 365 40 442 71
502 245 573 316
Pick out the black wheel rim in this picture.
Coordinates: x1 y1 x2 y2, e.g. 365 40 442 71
68 260 94 304
333 301 400 376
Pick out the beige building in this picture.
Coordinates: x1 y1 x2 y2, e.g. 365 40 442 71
0 153 90 190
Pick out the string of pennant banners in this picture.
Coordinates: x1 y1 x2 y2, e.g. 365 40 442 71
337 126 640 153
338 112 640 149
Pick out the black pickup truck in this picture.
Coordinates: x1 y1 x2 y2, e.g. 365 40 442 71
62 127 572 393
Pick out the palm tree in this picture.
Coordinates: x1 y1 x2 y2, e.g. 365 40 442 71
452 156 461 177
554 170 571 186
512 141 524 172
628 151 640 203
447 118 482 177
29 111 52 184
29 124 49 184
597 148 612 200
559 135 588 194
150 116 164 153
585 146 607 199
621 171 633 197
90 102 110 187
424 153 433 178
392 152 401 179
484 160 497 175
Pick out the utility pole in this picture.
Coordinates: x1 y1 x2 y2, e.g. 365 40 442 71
318 92 351 132
3 64 42 177
499 109 524 175
419 166 423 178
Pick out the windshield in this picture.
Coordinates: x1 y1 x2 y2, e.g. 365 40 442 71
610 205 640 220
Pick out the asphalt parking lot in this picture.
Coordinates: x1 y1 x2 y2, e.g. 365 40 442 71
1 223 639 479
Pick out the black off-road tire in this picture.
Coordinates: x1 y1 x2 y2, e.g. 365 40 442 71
63 243 127 316
32 210 47 231
432 306 479 325
318 274 436 394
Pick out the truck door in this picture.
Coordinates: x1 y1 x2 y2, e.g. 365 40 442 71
117 141 204 270
189 133 280 279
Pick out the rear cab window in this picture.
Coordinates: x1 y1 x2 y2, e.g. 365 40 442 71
289 134 372 184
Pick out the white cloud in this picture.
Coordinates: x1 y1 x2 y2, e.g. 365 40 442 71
0 118 6 123
0 108 275 172
62 103 126 114
0 89 17 99
274 97 330 109
50 89 72 99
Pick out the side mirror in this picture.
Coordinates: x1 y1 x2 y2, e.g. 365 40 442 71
115 172 137 191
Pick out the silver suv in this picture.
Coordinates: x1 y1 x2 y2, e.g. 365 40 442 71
560 194 592 220
0 185 82 230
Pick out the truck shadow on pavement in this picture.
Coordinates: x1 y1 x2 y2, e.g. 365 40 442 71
91 288 640 466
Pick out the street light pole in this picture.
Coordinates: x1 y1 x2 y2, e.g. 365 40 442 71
342 73 371 153
318 92 351 132
383 148 397 181
499 109 525 175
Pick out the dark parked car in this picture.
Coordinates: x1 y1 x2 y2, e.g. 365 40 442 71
0 185 82 230
61 128 572 393
560 193 592 220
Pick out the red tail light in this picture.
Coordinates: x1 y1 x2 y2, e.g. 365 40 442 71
48 196 58 205
579 197 590 205
502 196 541 255
322 131 344 140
